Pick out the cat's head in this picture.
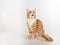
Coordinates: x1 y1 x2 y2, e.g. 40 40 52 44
27 9 36 19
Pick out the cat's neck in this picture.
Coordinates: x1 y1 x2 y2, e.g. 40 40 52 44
27 17 36 27
27 17 36 20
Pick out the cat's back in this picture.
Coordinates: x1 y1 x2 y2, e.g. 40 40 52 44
31 19 43 31
36 19 43 27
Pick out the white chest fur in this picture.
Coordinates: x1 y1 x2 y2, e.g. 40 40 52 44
27 18 36 28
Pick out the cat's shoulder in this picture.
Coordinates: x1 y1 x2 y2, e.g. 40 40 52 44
36 19 41 21
36 19 42 23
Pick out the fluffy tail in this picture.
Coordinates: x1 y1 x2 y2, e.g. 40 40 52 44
41 34 53 42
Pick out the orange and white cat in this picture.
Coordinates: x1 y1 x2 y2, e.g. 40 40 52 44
27 9 53 42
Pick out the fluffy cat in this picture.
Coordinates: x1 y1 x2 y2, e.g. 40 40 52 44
26 9 53 42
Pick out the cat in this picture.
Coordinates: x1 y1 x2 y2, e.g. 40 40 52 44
26 9 53 42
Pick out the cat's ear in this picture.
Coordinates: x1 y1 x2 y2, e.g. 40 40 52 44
26 8 29 12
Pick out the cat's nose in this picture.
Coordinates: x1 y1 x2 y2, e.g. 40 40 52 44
32 14 34 16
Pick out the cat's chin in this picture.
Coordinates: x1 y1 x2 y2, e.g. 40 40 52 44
28 17 36 19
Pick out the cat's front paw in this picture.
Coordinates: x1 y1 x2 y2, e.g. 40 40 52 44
28 35 32 39
28 34 35 40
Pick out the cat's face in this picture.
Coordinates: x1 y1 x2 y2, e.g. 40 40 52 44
27 9 36 19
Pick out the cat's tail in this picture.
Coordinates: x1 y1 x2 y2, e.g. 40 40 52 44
41 34 53 42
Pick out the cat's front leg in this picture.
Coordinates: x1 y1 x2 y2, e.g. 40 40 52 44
27 23 33 39
28 32 33 39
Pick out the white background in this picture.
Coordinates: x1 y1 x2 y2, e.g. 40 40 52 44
0 0 60 45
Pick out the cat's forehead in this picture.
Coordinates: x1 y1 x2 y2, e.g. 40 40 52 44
28 10 35 12
29 10 36 13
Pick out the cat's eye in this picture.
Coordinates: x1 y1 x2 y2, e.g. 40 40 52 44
30 11 32 13
33 11 35 13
